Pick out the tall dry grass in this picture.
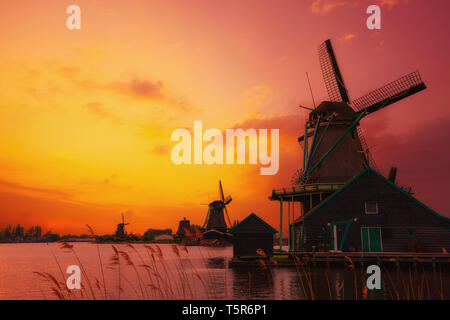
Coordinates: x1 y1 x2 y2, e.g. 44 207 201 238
35 236 447 300
35 225 224 300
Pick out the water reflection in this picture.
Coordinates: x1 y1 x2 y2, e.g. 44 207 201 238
0 243 448 300
332 270 344 300
231 267 274 299
206 257 226 269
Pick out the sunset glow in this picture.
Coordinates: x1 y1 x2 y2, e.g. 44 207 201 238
1 0 449 235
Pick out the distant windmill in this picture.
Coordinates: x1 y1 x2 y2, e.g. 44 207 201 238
202 181 232 232
297 39 426 185
115 212 130 238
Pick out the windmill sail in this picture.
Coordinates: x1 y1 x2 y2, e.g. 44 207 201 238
352 71 426 115
293 38 426 187
219 180 232 227
318 39 350 103
357 127 378 171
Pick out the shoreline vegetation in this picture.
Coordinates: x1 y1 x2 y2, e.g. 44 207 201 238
0 223 181 244
0 223 236 246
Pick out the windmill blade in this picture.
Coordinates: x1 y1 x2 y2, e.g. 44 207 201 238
318 39 350 103
223 195 232 205
202 207 211 229
356 127 379 172
218 180 225 202
223 205 232 229
219 180 232 228
352 71 426 115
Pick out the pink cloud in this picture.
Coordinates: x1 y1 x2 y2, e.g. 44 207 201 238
109 77 198 113
152 144 169 155
86 101 110 118
310 0 346 14
341 33 356 42
110 78 164 99
378 0 410 8
0 179 73 199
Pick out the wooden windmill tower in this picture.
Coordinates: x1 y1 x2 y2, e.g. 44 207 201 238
202 181 232 233
297 39 426 186
115 212 130 238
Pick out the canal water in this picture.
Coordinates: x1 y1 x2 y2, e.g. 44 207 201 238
0 243 448 300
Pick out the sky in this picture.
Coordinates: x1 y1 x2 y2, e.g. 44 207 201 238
0 0 449 235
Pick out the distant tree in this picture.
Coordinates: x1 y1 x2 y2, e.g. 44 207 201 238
142 229 171 241
0 227 7 240
128 233 140 242
142 229 157 241
4 225 12 239
43 231 59 242
34 226 42 237
0 225 45 241
25 226 42 238
14 224 24 238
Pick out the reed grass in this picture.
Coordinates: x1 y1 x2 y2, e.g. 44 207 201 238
36 237 448 300
36 224 227 300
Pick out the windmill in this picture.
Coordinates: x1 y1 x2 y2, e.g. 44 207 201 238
202 181 232 232
114 212 130 238
297 39 426 185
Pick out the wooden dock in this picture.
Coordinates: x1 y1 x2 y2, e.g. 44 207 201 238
228 251 450 268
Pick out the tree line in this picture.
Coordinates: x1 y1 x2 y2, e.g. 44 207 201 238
0 224 71 242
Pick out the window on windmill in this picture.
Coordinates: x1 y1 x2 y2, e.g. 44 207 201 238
365 201 378 214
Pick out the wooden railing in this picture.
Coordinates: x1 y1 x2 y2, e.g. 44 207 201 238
272 183 344 196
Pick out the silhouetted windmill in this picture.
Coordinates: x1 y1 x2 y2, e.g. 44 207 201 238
202 181 232 232
296 39 426 184
115 212 130 238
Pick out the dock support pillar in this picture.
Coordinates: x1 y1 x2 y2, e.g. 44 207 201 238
287 199 291 252
280 198 283 251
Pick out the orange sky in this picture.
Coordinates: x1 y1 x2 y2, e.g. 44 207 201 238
1 0 449 235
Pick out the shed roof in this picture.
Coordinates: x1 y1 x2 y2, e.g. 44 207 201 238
229 213 278 234
154 234 174 240
202 229 232 236
294 166 450 224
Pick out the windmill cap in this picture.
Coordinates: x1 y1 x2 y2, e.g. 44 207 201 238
209 200 225 206
310 101 355 121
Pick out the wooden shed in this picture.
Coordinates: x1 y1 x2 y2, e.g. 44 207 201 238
229 213 278 257
293 167 450 253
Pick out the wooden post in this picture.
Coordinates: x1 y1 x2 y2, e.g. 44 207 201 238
308 193 312 211
333 225 338 251
291 196 294 251
280 198 283 251
288 198 291 251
